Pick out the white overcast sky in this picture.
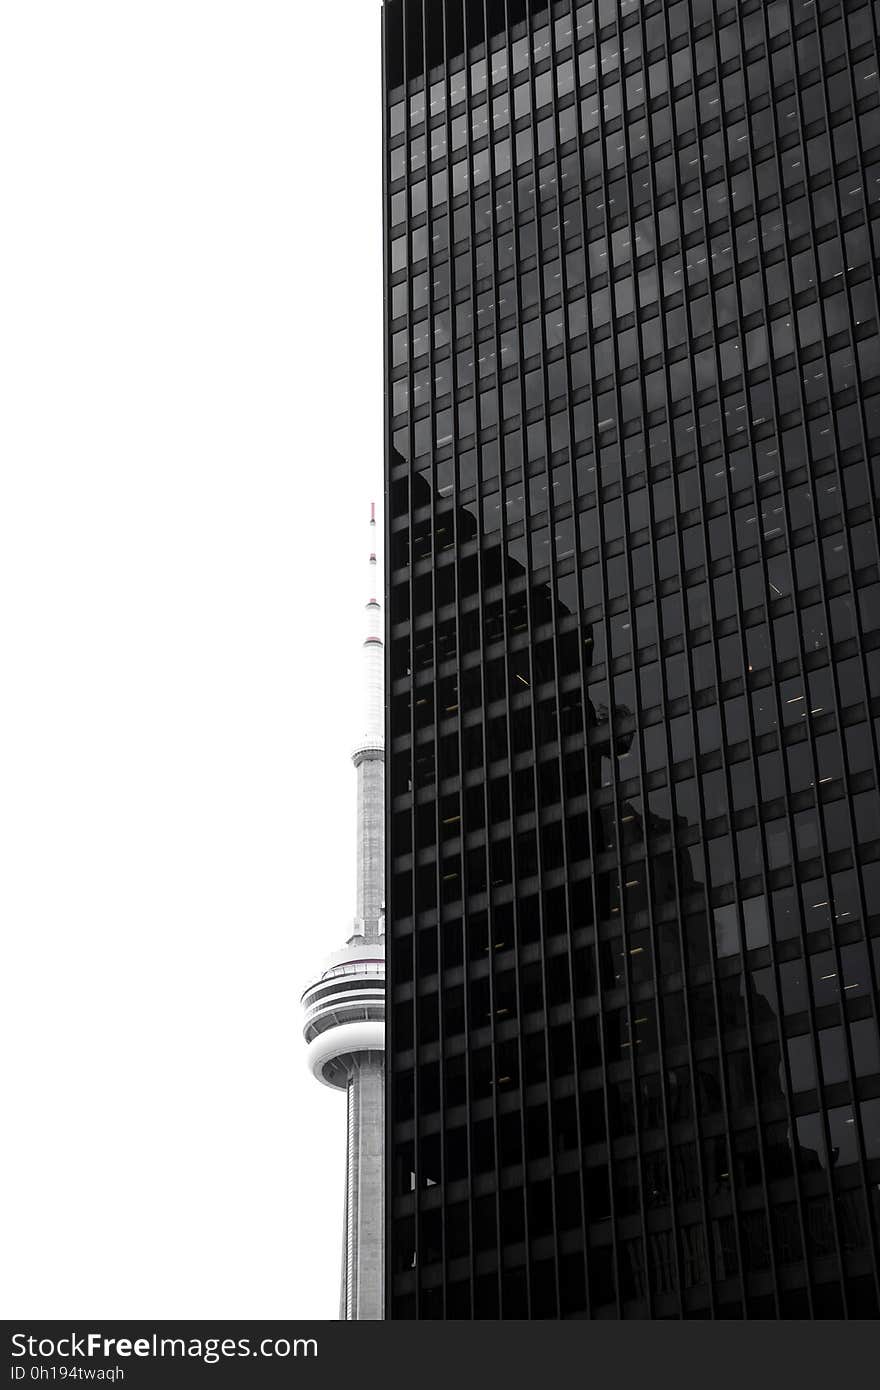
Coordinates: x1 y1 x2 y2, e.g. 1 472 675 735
0 2 383 1318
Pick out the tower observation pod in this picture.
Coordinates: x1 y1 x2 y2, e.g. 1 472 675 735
301 504 385 1320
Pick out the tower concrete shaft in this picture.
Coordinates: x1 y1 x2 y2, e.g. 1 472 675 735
353 743 384 942
339 1055 384 1320
301 503 385 1320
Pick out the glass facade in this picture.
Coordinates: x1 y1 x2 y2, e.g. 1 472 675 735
383 0 880 1318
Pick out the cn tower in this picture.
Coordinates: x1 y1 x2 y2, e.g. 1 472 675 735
301 505 385 1320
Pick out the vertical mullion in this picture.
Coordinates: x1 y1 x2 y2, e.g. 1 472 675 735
416 0 449 1322
541 0 600 1321
518 0 568 1322
381 0 392 1321
499 2 538 1321
455 0 510 1320
480 0 527 1323
589 0 658 1316
437 0 478 1324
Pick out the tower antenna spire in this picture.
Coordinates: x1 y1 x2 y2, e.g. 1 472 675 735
363 500 383 746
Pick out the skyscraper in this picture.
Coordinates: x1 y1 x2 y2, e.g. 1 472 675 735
383 0 880 1318
301 509 385 1320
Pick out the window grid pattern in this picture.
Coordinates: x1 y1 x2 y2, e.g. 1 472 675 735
383 0 880 1320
